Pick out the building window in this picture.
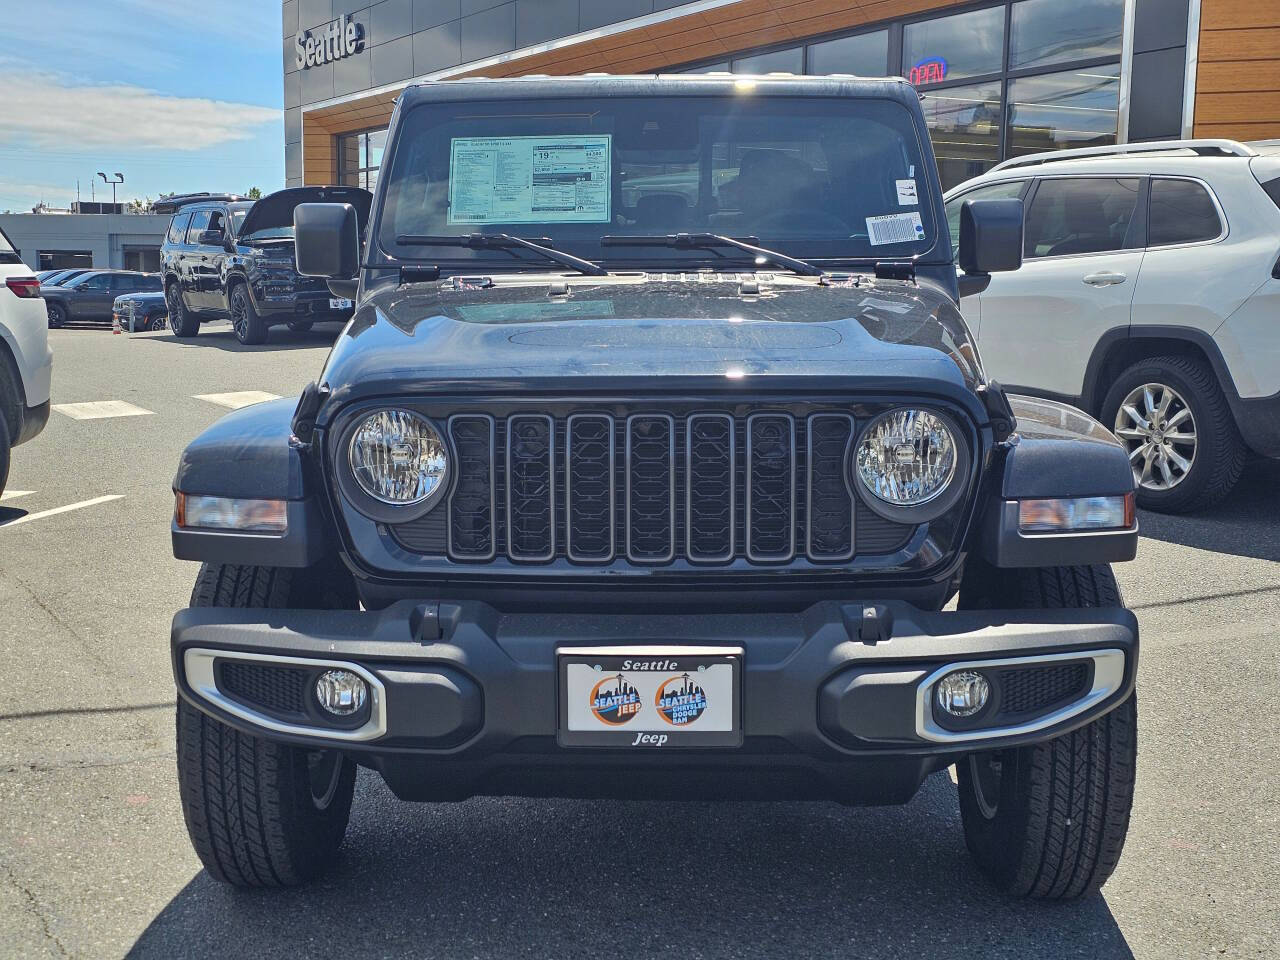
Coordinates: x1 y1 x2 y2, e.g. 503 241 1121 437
921 81 1004 192
1006 64 1121 159
671 0 1126 191
1009 0 1124 71
37 250 92 270
902 6 1007 85
338 128 387 191
732 46 802 74
123 246 161 273
807 30 889 77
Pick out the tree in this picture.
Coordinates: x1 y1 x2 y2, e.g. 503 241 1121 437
247 187 262 200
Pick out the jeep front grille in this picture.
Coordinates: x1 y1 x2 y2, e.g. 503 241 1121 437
391 407 922 567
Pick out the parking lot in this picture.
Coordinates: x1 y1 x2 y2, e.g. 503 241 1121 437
0 323 1275 959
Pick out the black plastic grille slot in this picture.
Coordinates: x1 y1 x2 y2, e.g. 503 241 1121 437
998 662 1090 717
448 415 495 560
686 414 735 562
746 414 796 561
506 414 555 561
626 414 676 562
218 661 307 717
806 414 854 561
566 414 615 562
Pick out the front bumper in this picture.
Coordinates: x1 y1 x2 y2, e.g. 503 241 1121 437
172 599 1137 804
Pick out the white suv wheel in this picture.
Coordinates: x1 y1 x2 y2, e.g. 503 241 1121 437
1113 382 1197 491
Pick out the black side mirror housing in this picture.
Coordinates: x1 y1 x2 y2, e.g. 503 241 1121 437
197 229 224 246
958 198 1023 275
295 202 360 278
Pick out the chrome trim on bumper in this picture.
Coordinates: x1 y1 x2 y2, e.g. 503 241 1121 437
183 647 388 742
914 649 1126 744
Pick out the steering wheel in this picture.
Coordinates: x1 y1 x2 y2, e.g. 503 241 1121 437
751 208 852 236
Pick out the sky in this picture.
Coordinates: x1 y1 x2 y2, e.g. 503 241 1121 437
0 0 283 212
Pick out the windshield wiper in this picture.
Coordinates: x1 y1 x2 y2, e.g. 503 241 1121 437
395 233 608 277
600 233 824 277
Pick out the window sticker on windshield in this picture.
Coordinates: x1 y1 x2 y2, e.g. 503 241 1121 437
895 179 918 206
866 212 924 245
448 135 612 225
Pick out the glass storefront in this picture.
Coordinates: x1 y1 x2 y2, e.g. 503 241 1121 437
674 0 1126 190
337 128 386 192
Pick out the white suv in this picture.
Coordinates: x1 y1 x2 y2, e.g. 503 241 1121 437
945 139 1280 513
0 226 52 496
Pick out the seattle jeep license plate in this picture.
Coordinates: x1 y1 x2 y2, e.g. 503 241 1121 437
557 646 742 748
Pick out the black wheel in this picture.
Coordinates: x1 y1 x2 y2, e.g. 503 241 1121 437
287 320 314 333
0 411 10 499
229 284 268 345
1101 355 1245 513
146 311 167 332
176 562 359 888
46 302 66 329
166 283 199 337
956 563 1137 899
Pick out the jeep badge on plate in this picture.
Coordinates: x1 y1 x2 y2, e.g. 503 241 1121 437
557 646 742 748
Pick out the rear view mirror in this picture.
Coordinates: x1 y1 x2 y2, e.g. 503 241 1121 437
295 202 360 280
958 198 1023 275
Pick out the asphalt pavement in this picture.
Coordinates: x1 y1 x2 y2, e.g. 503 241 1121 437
0 323 1276 959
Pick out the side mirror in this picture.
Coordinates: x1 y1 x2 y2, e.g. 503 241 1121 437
957 198 1023 297
197 228 224 246
295 202 360 280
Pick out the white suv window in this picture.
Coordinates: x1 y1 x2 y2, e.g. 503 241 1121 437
1023 177 1140 258
944 181 1026 255
1148 178 1222 246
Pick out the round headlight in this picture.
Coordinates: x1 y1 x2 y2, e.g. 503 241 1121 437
856 408 958 507
348 409 448 505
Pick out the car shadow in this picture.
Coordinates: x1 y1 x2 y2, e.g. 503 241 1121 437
126 772 1133 959
1137 458 1280 562
147 321 345 352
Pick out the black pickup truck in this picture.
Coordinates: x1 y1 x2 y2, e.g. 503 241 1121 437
169 75 1141 898
159 186 371 344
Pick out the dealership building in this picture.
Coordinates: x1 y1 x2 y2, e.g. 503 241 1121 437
283 0 1277 191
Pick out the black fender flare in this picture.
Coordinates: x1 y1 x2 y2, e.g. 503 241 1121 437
980 394 1137 568
171 397 328 567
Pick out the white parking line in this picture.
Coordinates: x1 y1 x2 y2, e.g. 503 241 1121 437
0 490 34 502
52 401 154 420
0 495 124 529
193 391 282 410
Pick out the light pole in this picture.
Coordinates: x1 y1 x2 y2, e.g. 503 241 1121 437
97 172 124 210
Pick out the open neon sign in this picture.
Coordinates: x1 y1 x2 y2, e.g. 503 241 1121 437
909 57 948 86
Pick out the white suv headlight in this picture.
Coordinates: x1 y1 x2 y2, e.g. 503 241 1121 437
348 409 448 505
855 408 958 508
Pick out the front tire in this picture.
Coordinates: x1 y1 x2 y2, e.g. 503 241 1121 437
146 311 167 332
229 284 268 345
46 302 66 328
956 564 1137 899
166 283 199 337
1101 355 1245 513
176 562 358 887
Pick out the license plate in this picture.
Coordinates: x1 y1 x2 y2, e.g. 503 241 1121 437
557 646 742 748
329 298 353 310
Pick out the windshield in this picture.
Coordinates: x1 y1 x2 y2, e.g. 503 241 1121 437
0 226 18 264
379 95 936 268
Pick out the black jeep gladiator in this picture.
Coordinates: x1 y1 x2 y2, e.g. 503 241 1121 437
169 75 1140 898
159 186 371 345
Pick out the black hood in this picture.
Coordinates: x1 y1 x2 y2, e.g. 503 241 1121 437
237 185 372 239
318 273 986 420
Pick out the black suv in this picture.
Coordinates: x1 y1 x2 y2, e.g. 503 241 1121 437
169 76 1141 898
43 270 160 327
159 187 372 345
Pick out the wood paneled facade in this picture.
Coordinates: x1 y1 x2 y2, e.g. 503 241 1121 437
1193 0 1280 141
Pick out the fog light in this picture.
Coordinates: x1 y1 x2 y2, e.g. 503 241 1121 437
936 670 990 718
315 669 368 716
